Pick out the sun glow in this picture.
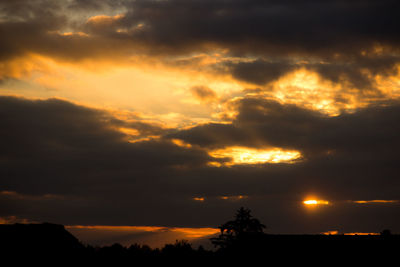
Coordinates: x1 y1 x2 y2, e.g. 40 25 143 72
208 146 302 166
303 199 330 206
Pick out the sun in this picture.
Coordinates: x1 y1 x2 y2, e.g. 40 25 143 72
303 199 330 206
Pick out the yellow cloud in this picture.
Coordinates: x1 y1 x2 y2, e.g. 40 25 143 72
209 146 302 166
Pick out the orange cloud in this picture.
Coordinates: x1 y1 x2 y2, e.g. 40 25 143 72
344 232 380 236
352 200 399 204
169 227 219 239
321 231 379 236
321 230 339 235
86 14 125 25
0 216 34 224
219 195 248 201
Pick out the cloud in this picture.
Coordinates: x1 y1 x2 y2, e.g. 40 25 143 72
172 96 400 156
308 55 400 90
227 60 296 85
120 0 400 55
190 86 217 102
0 96 208 194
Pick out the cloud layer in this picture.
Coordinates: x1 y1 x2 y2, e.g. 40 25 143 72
1 96 399 233
1 0 399 90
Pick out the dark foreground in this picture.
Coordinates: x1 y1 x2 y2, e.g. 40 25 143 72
1 223 399 265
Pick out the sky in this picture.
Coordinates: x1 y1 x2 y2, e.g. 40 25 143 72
1 0 400 247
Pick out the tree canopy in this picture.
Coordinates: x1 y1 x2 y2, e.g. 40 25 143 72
210 207 266 249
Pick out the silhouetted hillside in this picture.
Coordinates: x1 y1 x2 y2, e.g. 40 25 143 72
0 222 83 249
0 223 86 263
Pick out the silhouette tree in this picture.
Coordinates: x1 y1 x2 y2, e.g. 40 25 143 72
210 207 266 249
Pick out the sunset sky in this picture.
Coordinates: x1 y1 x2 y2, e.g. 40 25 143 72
1 0 400 247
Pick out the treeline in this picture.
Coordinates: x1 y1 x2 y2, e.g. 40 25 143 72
82 240 216 264
82 232 400 264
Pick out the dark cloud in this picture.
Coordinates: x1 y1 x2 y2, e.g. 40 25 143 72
170 99 326 150
1 95 399 233
0 96 204 195
308 54 400 89
0 96 227 227
0 0 131 62
121 0 400 56
0 2 66 61
172 97 400 156
227 54 400 88
67 0 125 11
228 60 296 85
